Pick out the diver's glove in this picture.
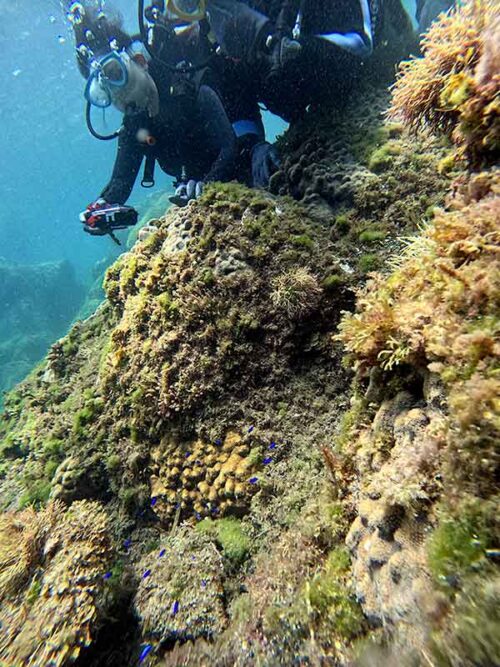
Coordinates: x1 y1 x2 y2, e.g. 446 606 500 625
169 180 204 207
251 142 281 188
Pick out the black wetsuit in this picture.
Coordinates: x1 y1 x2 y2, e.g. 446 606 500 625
207 0 272 62
100 59 236 204
204 0 382 122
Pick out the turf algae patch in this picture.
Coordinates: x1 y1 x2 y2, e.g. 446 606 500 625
133 528 227 647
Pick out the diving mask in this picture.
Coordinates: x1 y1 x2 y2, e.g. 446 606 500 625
84 51 130 108
165 0 206 23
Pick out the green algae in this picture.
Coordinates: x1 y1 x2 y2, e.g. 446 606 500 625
305 547 364 639
358 230 386 243
18 480 52 509
358 253 381 273
368 140 404 173
431 575 500 667
106 454 121 473
323 274 346 291
196 517 251 565
428 501 495 587
262 547 364 647
291 234 315 251
26 579 42 606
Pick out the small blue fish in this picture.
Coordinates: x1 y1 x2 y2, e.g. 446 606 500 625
159 549 166 558
124 538 132 549
150 497 158 507
249 477 259 484
103 572 112 580
269 442 276 450
248 426 254 433
196 460 202 465
185 452 191 458
172 600 179 615
195 512 201 520
201 579 207 588
138 644 153 663
263 457 272 465
211 506 219 515
215 439 222 446
142 569 151 579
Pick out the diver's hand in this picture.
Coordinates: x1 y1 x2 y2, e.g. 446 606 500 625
169 180 204 207
251 142 281 188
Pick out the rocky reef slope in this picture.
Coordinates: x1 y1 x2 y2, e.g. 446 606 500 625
0 2 498 665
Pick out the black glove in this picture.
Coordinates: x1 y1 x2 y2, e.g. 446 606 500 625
169 180 204 207
251 142 281 188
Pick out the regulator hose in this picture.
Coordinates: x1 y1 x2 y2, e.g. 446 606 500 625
85 101 122 141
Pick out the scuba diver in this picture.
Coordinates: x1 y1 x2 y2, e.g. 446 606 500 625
151 0 380 122
140 1 280 189
243 0 382 121
68 1 279 243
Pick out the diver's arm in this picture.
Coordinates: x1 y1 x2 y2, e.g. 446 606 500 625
197 84 237 183
100 131 143 205
315 0 374 57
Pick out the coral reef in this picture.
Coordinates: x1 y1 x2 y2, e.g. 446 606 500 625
0 13 497 663
390 0 500 167
150 432 261 523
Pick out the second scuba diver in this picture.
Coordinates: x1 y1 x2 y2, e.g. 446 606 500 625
146 0 380 122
